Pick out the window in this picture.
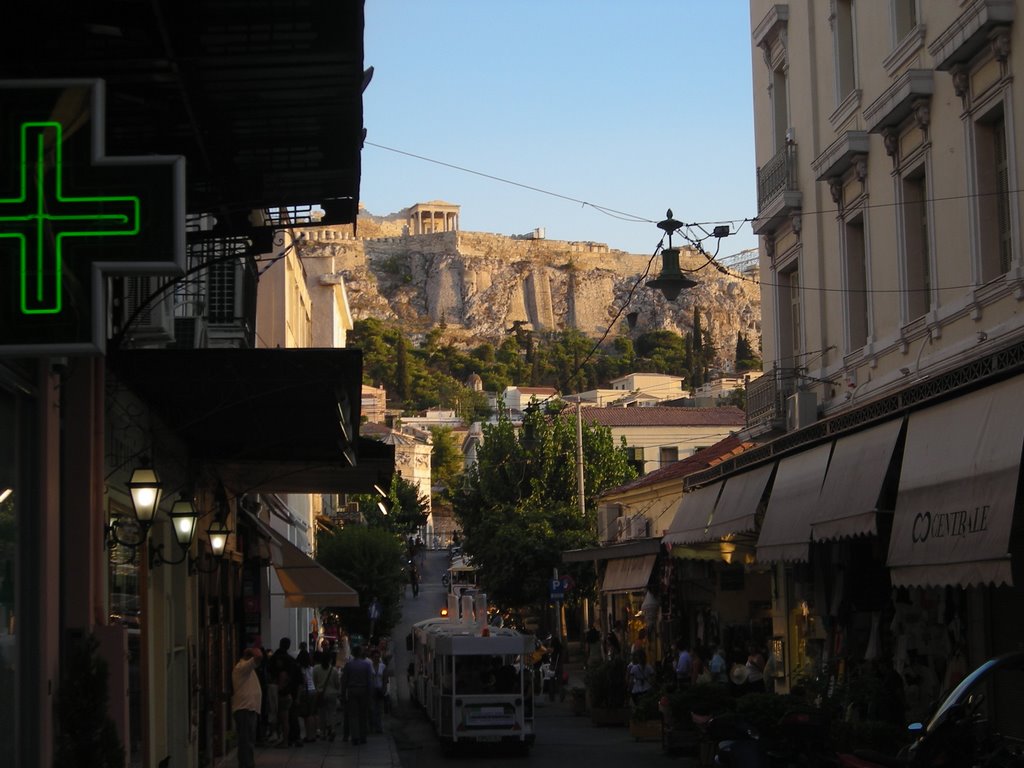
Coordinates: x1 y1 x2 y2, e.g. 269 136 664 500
975 105 1013 281
892 0 917 43
777 264 803 367
772 66 790 152
901 166 931 320
659 446 679 467
844 213 869 350
834 1 857 102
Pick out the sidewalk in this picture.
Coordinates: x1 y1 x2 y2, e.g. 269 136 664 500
218 716 403 768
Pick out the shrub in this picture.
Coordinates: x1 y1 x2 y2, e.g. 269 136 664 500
585 657 628 709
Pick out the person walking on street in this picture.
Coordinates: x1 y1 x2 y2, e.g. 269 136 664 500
368 647 390 733
342 645 373 745
409 563 420 597
231 646 263 768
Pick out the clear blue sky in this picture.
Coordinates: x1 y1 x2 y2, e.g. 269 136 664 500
361 2 757 258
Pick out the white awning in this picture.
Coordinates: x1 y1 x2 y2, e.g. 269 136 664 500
663 482 724 545
887 376 1024 588
812 419 904 541
704 463 776 539
756 443 832 563
265 525 360 608
600 554 657 594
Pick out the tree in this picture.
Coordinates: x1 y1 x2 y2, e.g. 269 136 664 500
452 405 636 609
735 331 762 372
429 425 464 512
354 474 428 533
395 335 411 406
315 526 406 638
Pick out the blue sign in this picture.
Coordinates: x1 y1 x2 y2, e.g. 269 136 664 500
368 598 381 621
549 578 564 601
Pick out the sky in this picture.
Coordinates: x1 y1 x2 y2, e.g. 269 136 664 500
361 1 758 261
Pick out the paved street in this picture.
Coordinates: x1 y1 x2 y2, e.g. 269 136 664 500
222 549 694 768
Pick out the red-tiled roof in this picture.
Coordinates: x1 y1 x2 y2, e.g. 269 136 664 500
601 435 754 496
581 405 746 427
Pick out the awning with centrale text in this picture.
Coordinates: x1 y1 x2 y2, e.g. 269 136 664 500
811 418 904 541
887 376 1024 588
601 554 657 594
265 523 360 608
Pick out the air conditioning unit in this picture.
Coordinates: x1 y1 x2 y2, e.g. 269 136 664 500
113 276 175 344
786 391 818 431
597 504 621 543
630 516 649 539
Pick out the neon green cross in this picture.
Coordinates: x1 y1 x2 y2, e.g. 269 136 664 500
0 121 140 315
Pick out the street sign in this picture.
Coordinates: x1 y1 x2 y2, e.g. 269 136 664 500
368 598 381 621
549 578 564 601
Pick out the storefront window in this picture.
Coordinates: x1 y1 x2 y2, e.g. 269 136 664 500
0 390 18 760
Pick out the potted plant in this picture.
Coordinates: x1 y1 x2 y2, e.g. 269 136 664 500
585 657 629 726
661 682 735 756
629 688 664 741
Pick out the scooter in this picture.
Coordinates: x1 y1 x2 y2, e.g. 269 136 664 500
837 652 1024 768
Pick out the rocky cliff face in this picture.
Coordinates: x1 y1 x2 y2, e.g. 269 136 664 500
300 213 761 371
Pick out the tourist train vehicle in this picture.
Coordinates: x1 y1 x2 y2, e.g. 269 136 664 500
408 592 536 754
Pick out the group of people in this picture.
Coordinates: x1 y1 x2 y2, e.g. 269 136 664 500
673 639 769 693
230 634 391 768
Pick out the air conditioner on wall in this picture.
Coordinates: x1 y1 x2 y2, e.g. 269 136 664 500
630 516 649 539
786 391 818 431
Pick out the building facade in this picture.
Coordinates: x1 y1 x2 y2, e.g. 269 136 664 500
728 0 1024 704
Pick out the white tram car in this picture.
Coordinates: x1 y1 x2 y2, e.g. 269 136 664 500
408 592 536 754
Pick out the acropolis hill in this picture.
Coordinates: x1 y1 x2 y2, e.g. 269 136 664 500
299 201 761 370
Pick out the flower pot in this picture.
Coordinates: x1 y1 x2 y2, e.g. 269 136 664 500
629 719 663 741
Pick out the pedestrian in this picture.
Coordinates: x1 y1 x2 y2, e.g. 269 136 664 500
341 645 373 745
709 646 728 684
409 563 420 597
604 625 622 661
312 651 341 741
231 646 263 768
584 622 602 668
547 637 566 702
674 639 692 686
368 647 390 733
627 649 654 705
299 652 318 741
269 638 296 746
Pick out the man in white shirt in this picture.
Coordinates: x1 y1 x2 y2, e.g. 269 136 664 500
232 646 264 768
674 639 692 686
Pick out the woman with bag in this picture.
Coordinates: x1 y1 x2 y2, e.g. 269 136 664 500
312 651 341 741
627 649 654 705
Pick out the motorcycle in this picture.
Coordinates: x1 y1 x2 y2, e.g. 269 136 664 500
838 652 1024 768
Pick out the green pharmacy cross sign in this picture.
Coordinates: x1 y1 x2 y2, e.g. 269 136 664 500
2 121 140 315
0 79 185 355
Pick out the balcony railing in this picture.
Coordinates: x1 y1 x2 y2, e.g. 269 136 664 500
757 141 798 213
746 366 798 430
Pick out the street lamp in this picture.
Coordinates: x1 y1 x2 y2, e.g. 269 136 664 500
107 462 163 549
190 518 232 574
647 210 698 301
149 496 200 568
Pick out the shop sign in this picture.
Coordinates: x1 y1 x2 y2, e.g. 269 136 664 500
0 79 184 355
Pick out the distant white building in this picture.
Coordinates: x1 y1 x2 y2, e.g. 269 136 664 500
501 385 558 417
608 373 686 400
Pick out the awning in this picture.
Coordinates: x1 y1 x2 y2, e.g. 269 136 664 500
262 521 359 608
705 463 776 539
756 443 832 563
887 376 1024 588
562 536 661 563
110 348 394 493
663 482 724 546
601 554 657 594
812 419 904 541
